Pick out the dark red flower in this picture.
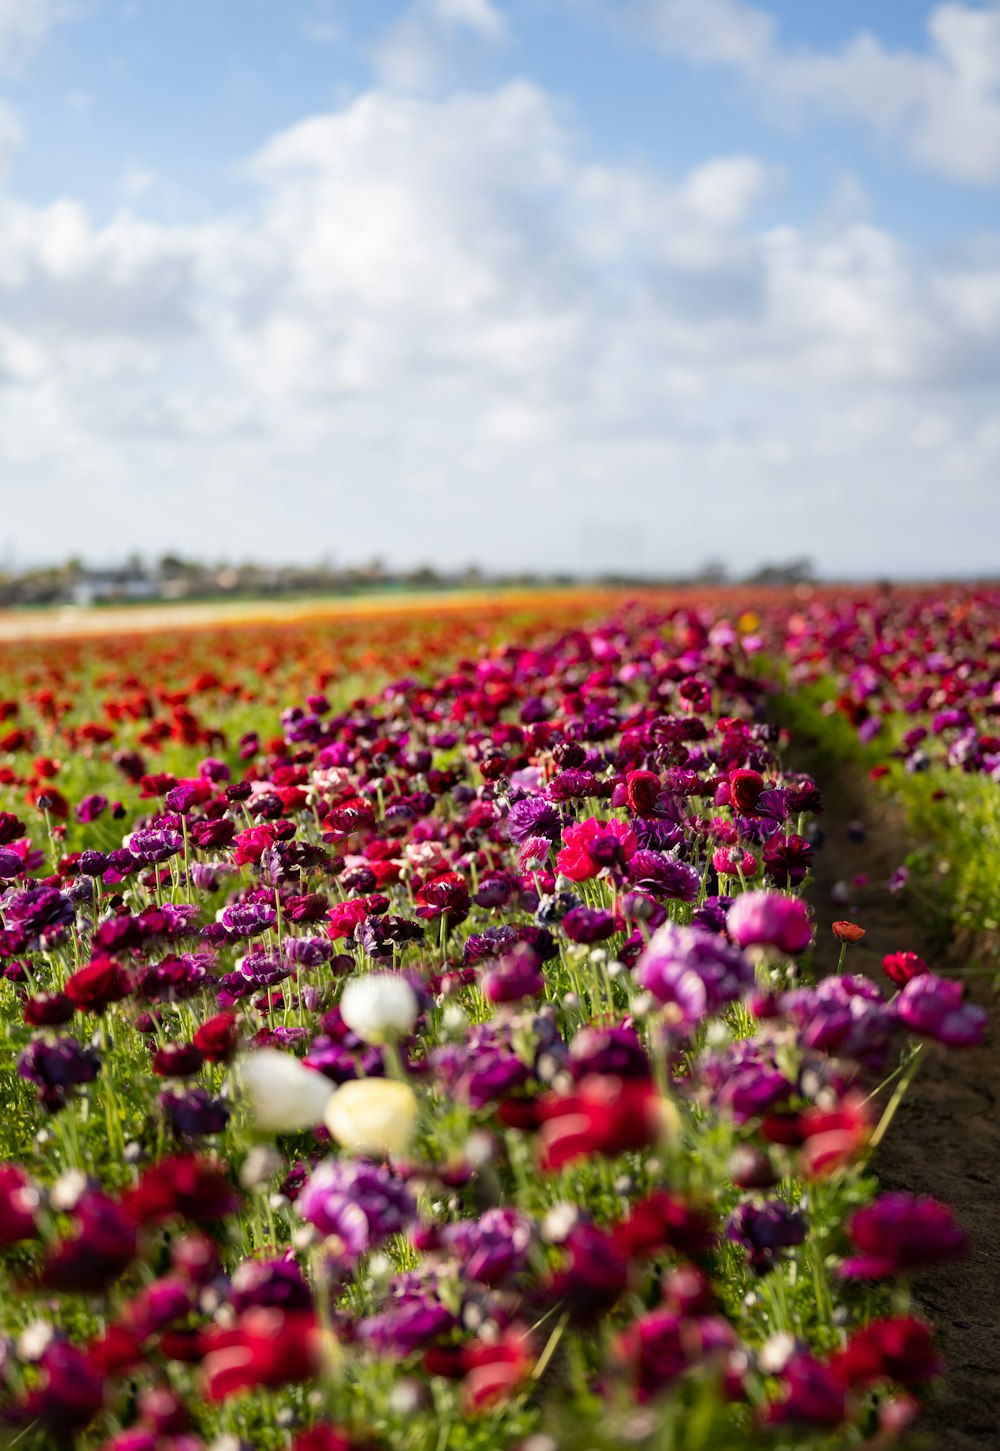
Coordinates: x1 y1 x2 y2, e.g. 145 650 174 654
537 1076 670 1171
65 956 132 1012
729 768 765 813
192 1011 241 1063
201 1308 323 1400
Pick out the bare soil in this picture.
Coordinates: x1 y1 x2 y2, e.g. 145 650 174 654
800 752 1000 1450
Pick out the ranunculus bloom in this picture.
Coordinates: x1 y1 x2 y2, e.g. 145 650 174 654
201 1308 324 1401
0 1163 40 1244
625 770 661 815
193 1011 241 1062
324 1077 418 1157
236 1049 335 1134
728 768 765 814
556 816 637 882
537 1075 678 1171
832 920 866 943
339 974 418 1043
882 951 929 987
726 891 813 955
830 1316 941 1388
764 1352 847 1426
895 973 987 1048
296 1159 415 1257
841 1193 968 1278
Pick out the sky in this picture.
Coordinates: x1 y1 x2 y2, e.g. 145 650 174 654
0 0 999 579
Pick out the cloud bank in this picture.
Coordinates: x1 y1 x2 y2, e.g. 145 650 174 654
0 10 998 576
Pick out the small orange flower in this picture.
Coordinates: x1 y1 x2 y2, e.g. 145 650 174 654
832 920 866 944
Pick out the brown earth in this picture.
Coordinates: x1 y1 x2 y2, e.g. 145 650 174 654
799 752 1000 1450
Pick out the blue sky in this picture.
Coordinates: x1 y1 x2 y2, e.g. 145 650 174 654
1 0 999 577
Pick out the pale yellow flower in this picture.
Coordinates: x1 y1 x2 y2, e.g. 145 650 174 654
324 1077 419 1156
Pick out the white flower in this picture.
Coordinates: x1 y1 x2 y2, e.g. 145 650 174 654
339 974 418 1044
324 1077 419 1156
236 1049 334 1135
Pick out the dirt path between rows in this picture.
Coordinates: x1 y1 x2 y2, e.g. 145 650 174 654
797 747 1000 1449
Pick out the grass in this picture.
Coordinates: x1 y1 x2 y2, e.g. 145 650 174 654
773 680 1000 953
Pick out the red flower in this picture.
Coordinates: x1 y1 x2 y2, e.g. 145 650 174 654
414 871 471 926
537 1076 668 1171
625 770 661 816
882 951 929 987
728 768 765 814
27 785 69 818
201 1309 323 1400
0 1163 39 1244
292 1429 354 1451
232 824 280 865
65 956 132 1012
152 1043 206 1077
555 816 637 882
830 1317 941 1389
611 1190 717 1261
193 1011 241 1063
125 1155 240 1226
832 920 865 944
461 1326 534 1412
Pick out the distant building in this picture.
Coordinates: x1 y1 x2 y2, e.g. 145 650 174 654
71 571 159 607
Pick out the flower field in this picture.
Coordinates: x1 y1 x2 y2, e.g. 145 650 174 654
0 588 992 1451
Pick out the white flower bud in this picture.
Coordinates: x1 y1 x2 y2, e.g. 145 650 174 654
235 1049 334 1134
339 974 418 1043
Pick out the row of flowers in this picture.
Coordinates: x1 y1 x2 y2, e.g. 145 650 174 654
0 596 988 1449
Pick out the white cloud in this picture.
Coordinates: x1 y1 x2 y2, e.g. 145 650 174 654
628 0 1000 185
0 0 65 71
0 83 997 575
636 0 773 66
374 0 506 92
0 97 21 174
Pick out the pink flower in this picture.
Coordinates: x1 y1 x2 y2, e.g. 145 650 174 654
555 816 637 882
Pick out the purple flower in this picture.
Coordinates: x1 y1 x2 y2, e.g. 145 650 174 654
561 906 616 943
895 973 987 1048
726 891 813 955
636 922 754 1024
78 850 109 877
238 949 291 987
359 1291 455 1355
230 1254 313 1313
2 885 75 944
297 1160 415 1260
547 768 599 801
628 851 700 901
691 894 734 935
727 1199 806 1271
162 1088 230 1138
568 1025 650 1081
483 946 544 1003
841 1193 968 1278
75 794 108 824
19 1037 100 1106
285 935 333 967
440 1207 534 1285
221 900 277 938
506 797 562 845
189 861 222 891
125 829 184 864
782 977 895 1070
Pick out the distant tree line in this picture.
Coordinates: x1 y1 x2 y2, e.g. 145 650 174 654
0 554 817 609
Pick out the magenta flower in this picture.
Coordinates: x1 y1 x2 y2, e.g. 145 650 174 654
726 890 813 954
895 973 987 1048
841 1193 968 1278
